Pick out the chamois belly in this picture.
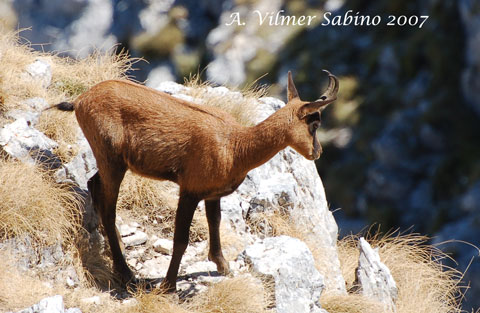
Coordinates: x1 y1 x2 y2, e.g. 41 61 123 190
196 176 246 200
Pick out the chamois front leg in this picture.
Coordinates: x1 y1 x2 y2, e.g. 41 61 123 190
162 192 200 292
205 199 230 275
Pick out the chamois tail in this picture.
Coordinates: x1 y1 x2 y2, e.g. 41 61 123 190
43 101 75 112
56 101 75 111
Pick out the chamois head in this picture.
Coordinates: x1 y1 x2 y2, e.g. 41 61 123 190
285 70 339 160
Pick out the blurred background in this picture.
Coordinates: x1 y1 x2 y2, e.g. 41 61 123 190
1 0 479 310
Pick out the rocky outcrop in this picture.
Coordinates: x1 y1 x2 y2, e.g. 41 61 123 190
244 236 327 313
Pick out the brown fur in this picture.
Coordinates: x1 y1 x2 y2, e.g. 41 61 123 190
67 71 339 291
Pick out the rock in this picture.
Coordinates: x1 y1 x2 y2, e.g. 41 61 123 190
0 118 59 164
244 236 326 313
183 260 218 277
152 238 173 255
14 295 79 313
25 59 52 88
119 224 137 237
6 110 41 127
54 134 98 232
122 230 148 247
355 238 397 312
139 256 171 278
154 80 189 95
55 136 97 190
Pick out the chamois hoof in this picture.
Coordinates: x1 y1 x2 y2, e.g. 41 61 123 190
159 280 177 294
209 254 230 276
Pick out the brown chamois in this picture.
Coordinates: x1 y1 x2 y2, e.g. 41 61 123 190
55 70 339 292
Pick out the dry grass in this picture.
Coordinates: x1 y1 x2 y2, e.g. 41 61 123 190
320 293 386 313
117 171 208 242
131 288 190 313
188 275 270 313
130 275 270 313
36 110 80 162
322 233 463 313
50 48 135 102
0 159 81 246
184 73 266 126
246 208 296 238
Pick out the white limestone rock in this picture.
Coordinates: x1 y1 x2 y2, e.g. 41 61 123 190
25 59 52 88
152 238 173 255
244 236 326 313
0 118 58 163
356 237 398 312
122 230 148 247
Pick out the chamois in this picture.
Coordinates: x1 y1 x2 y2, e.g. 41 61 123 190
55 70 339 292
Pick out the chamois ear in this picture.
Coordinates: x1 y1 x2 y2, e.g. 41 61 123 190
287 71 300 102
297 70 339 119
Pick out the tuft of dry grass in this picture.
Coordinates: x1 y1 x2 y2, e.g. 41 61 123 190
321 293 386 313
131 288 190 313
184 73 266 126
324 233 464 313
50 48 135 102
0 159 81 246
188 275 270 313
247 208 296 238
128 275 270 313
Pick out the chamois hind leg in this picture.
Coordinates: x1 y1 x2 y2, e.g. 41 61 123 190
205 199 230 275
162 191 200 292
88 168 133 284
89 173 126 256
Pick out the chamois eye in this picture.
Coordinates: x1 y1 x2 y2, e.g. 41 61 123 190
308 121 320 135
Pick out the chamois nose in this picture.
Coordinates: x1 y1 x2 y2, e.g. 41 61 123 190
312 145 323 160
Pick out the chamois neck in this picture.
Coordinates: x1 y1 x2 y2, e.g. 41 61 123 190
234 109 290 172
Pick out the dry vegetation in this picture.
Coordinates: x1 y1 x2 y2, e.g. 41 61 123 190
131 275 270 313
0 159 81 245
